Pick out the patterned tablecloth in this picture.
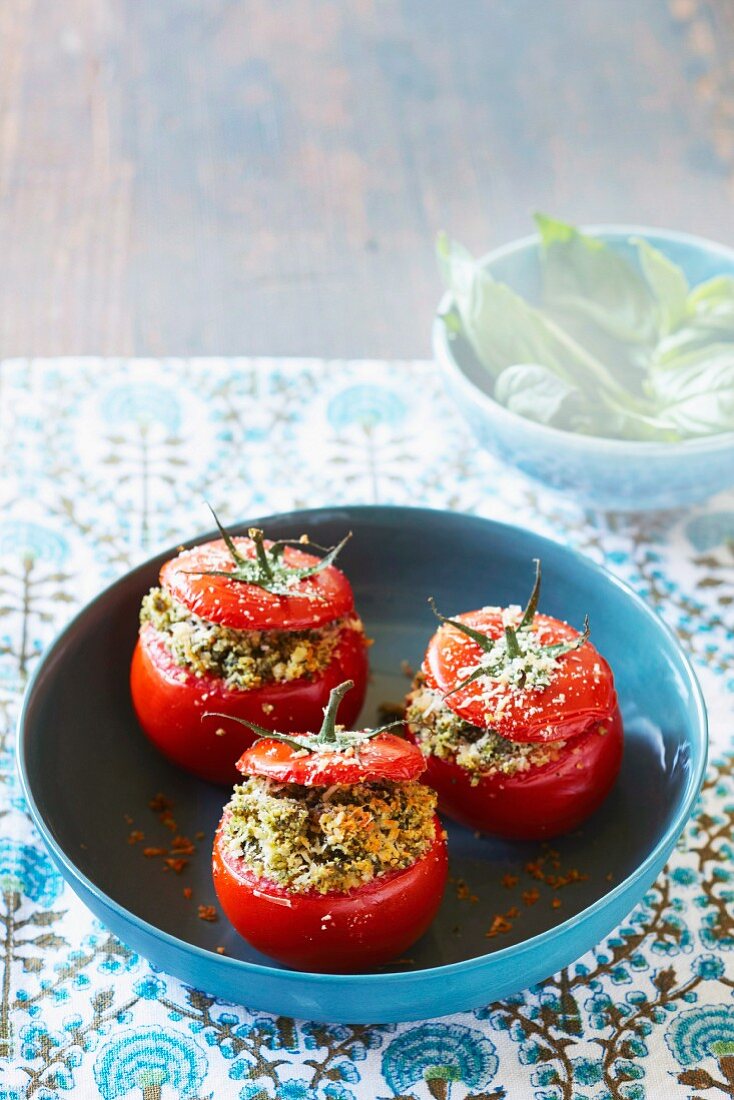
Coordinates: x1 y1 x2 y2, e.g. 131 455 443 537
1 357 733 1100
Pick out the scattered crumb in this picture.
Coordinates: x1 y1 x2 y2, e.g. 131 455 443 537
164 858 189 874
545 869 588 889
215 946 226 955
172 836 195 855
524 860 545 882
454 878 478 903
143 847 168 858
551 897 562 910
522 889 540 907
486 915 513 938
198 905 218 922
127 831 144 845
183 887 193 899
502 873 519 889
149 794 174 813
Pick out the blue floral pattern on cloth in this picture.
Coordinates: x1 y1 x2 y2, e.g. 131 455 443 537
0 357 732 1099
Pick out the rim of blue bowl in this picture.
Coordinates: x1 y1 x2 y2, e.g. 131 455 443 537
16 504 709 990
434 223 734 454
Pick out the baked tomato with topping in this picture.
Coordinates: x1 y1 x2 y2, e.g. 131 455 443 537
130 514 369 785
212 681 448 972
406 561 623 839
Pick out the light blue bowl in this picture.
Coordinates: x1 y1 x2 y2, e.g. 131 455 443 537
17 507 706 1023
434 226 734 511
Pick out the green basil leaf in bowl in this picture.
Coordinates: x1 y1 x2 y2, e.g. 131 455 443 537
437 217 734 443
536 214 658 347
648 345 734 437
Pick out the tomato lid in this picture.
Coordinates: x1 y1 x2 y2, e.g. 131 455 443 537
209 681 425 786
425 561 616 743
237 732 424 786
161 512 354 631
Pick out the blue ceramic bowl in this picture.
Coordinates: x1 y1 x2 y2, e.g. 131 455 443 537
17 506 706 1023
434 226 734 511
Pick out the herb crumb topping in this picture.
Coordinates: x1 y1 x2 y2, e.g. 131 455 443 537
140 586 361 690
221 776 437 895
406 678 566 782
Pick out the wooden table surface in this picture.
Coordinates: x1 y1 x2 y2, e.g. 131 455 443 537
1 0 733 359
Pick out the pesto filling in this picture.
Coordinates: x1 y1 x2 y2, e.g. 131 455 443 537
221 776 437 895
405 677 566 783
140 586 361 690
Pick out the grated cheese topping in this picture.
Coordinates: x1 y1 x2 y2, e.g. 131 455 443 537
221 776 437 895
405 677 566 784
450 606 562 698
140 587 362 690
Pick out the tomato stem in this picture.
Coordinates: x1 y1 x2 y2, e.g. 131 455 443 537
544 614 591 657
202 710 309 752
183 509 351 595
317 679 354 743
432 559 592 698
428 597 495 653
504 624 522 658
518 558 541 630
207 502 246 566
248 527 274 581
204 680 402 759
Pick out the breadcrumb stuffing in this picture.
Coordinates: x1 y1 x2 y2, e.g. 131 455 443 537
405 677 566 783
221 776 437 895
140 586 362 690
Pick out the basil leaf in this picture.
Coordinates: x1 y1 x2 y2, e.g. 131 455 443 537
649 345 734 435
635 238 689 335
655 324 732 366
535 214 657 344
689 275 734 321
492 365 651 438
437 222 734 442
494 364 588 428
654 277 734 366
437 232 572 381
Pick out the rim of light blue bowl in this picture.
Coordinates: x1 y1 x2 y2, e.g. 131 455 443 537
434 223 734 455
16 505 708 1006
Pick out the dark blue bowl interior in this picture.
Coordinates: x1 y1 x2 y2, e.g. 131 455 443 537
20 507 703 973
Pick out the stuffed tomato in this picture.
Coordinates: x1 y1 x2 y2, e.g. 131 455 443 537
405 561 623 840
130 515 368 785
212 681 448 971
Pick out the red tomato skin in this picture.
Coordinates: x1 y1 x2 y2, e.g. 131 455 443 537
237 733 426 787
424 610 617 743
130 623 368 786
408 708 623 840
160 538 355 631
212 818 448 972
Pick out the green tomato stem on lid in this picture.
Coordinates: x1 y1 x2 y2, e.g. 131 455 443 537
182 504 351 596
430 559 592 698
203 680 402 757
